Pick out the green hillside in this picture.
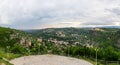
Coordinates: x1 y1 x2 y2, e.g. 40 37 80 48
0 27 120 65
26 28 120 64
27 28 120 49
0 27 37 65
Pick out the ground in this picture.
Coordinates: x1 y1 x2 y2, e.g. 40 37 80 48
10 54 93 65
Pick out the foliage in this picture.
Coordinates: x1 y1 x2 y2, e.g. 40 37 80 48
0 27 120 65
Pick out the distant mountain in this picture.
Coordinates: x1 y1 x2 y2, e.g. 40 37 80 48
77 26 120 28
95 26 120 28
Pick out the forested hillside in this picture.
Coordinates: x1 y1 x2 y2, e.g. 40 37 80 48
0 27 37 65
0 27 120 65
27 28 120 49
25 27 120 64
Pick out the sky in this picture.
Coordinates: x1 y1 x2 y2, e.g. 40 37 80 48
0 0 120 29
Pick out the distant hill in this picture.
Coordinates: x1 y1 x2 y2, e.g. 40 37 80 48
25 27 120 49
0 27 38 65
0 27 37 48
0 26 120 64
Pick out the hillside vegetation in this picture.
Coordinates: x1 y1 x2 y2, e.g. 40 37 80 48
26 28 120 64
28 28 120 49
0 27 120 65
0 27 37 65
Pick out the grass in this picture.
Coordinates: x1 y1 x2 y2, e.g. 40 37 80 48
0 48 21 65
108 63 119 65
0 57 13 65
0 51 21 60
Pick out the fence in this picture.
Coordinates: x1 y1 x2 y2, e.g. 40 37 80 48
105 61 120 65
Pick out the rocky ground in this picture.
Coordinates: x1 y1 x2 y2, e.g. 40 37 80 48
10 54 93 65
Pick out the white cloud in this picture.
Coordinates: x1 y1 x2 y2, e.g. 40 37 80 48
0 15 10 24
0 0 120 29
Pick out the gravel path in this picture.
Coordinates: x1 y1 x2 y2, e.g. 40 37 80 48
10 54 93 65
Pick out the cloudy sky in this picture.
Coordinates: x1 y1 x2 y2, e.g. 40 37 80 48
0 0 120 29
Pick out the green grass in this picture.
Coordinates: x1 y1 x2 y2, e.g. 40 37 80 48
0 50 21 60
108 63 119 65
0 49 21 65
0 57 13 65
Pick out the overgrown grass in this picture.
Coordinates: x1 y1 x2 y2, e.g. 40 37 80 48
0 57 13 65
0 48 21 65
0 50 21 60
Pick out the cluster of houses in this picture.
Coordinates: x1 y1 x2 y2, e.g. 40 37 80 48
47 37 94 48
20 38 43 47
48 38 69 45
10 32 43 47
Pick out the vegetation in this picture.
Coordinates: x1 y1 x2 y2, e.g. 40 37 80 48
27 28 120 64
0 27 120 65
0 27 36 64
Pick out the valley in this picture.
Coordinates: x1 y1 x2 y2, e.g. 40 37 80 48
0 27 120 65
